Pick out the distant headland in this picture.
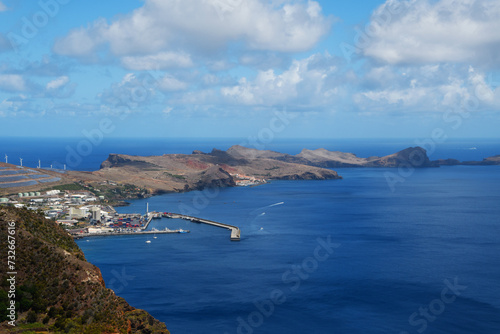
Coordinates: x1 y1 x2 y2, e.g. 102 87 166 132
1 145 499 200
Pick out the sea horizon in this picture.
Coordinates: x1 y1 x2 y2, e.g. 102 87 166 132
1 137 499 172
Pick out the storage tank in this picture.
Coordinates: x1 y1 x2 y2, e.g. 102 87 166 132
23 193 29 197
0 198 8 203
29 192 35 197
18 193 23 198
35 192 41 196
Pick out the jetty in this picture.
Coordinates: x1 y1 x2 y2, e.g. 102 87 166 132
164 213 241 241
142 213 156 230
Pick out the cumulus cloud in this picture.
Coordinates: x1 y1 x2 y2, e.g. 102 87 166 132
0 1 7 12
221 53 342 108
121 52 193 71
45 76 76 98
158 75 188 92
0 96 46 117
46 76 69 90
354 64 500 112
363 0 500 67
54 0 331 62
0 74 28 92
98 73 163 112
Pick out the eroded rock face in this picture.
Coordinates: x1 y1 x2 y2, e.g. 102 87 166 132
364 147 438 168
195 166 236 189
100 154 157 169
90 147 343 196
252 146 438 168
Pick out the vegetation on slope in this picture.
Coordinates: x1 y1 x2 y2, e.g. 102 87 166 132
0 206 169 333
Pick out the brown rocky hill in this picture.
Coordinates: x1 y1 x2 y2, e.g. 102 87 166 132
227 145 437 168
0 206 169 333
94 148 342 195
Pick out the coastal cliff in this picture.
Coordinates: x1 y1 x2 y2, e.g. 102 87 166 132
94 147 342 195
0 206 169 333
227 145 438 168
2 145 498 199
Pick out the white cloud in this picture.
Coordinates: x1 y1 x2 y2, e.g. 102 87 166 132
0 1 7 12
0 74 28 92
98 73 162 111
121 52 194 70
46 76 69 90
354 65 500 112
363 0 500 67
159 75 188 92
221 53 341 108
54 0 331 62
45 76 75 98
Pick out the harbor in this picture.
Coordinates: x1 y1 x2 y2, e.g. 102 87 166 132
72 227 189 239
8 188 243 241
68 205 240 241
163 212 241 241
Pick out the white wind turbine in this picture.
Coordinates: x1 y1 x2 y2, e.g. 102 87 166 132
20 158 23 167
4 154 7 164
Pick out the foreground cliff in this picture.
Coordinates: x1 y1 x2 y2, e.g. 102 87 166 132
0 206 169 333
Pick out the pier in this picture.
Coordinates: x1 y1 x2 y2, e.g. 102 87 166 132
165 213 241 241
142 213 155 230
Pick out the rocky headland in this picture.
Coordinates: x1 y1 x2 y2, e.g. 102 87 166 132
2 145 499 199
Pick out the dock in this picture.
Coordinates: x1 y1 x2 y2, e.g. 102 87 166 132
73 229 189 239
142 213 155 230
165 213 241 241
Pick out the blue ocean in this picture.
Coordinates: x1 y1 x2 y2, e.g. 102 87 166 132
2 138 500 333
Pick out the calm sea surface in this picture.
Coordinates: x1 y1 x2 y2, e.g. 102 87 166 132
76 166 500 333
2 138 499 333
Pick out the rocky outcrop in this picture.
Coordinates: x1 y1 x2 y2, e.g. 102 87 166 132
226 145 293 161
195 166 236 189
364 147 438 167
272 170 341 180
295 148 372 167
100 154 158 169
228 146 438 168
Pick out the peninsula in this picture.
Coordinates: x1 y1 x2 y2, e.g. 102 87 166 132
1 145 499 200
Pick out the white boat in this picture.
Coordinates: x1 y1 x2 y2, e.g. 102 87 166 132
145 240 151 243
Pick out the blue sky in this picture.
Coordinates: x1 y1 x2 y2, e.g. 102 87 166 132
0 0 499 139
